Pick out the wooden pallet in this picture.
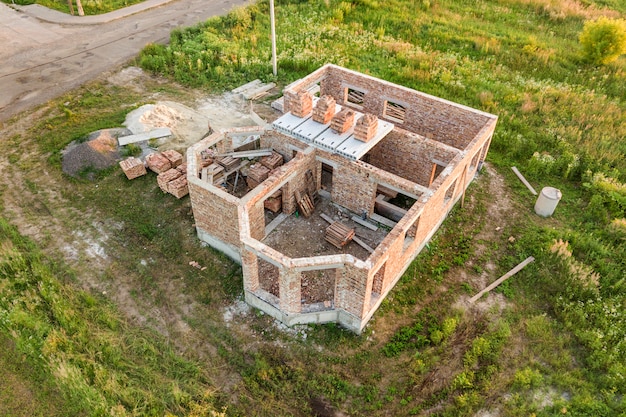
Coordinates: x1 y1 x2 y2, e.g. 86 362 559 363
294 190 315 218
325 221 355 249
304 169 318 205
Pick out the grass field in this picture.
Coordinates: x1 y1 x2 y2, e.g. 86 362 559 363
1 0 625 415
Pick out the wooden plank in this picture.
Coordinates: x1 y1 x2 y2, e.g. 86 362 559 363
320 213 334 224
232 79 262 94
352 236 374 253
351 215 378 231
118 128 171 146
217 148 274 158
511 166 538 196
428 163 437 188
470 257 535 303
370 213 397 229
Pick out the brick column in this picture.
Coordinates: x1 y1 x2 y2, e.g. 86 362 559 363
335 265 368 319
242 250 259 292
279 268 301 314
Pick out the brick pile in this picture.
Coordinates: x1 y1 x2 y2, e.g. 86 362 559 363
176 162 187 175
288 90 313 118
354 113 378 142
260 151 284 170
156 168 189 198
247 163 270 189
263 189 282 213
145 152 171 173
312 95 336 124
330 108 355 134
217 156 239 172
162 149 183 167
168 176 189 199
157 168 182 192
119 157 146 180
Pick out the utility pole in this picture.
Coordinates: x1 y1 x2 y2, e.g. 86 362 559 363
270 0 277 76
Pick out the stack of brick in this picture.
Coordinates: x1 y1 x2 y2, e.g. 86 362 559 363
145 152 171 174
312 95 336 124
202 163 224 184
200 148 216 168
247 163 270 189
260 151 284 170
162 149 183 167
264 189 282 213
176 162 187 175
330 108 355 134
168 176 189 199
217 156 239 172
286 90 313 118
157 168 182 192
354 113 379 142
119 157 146 180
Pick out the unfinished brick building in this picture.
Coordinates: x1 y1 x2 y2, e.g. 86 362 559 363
187 64 497 333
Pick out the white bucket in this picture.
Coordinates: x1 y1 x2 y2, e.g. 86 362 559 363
534 187 562 217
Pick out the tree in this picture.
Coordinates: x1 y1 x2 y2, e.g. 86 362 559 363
579 17 626 65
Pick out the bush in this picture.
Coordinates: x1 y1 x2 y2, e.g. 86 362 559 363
579 17 626 65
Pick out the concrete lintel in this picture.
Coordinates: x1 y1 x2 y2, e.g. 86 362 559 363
242 238 290 268
375 181 422 201
315 155 339 169
291 256 345 271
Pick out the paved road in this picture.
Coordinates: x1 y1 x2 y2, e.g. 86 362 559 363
0 0 248 122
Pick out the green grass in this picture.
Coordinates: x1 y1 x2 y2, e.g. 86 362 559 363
2 0 146 15
0 218 223 416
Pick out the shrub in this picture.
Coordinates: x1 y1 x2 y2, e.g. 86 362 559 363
579 17 626 65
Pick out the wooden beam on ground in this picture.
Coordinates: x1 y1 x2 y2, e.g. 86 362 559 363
352 236 374 253
351 215 378 231
370 213 397 229
511 166 538 196
470 256 535 303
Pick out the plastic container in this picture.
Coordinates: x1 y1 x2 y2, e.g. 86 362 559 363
534 186 562 217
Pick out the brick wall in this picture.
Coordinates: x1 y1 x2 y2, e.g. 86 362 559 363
335 263 370 318
330 155 377 214
366 129 460 187
188 181 240 247
304 65 491 149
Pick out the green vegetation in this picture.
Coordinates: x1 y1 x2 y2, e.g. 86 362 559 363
1 0 626 415
0 219 224 416
2 0 146 15
579 17 626 64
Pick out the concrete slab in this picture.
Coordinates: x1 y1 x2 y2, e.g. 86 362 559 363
118 127 172 146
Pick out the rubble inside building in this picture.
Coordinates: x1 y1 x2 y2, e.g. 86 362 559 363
187 64 498 333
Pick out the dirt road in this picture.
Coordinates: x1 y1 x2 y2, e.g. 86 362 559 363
0 0 247 123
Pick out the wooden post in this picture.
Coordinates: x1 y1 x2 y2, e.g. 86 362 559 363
469 256 535 303
460 165 468 208
428 163 437 188
511 166 538 195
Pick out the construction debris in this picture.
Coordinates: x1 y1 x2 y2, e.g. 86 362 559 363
470 256 535 303
119 157 147 180
145 152 171 174
511 166 538 195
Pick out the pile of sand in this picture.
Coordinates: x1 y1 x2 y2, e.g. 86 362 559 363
61 128 131 178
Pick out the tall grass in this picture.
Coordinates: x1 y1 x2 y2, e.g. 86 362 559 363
0 219 223 416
